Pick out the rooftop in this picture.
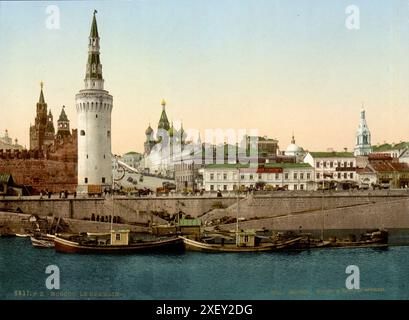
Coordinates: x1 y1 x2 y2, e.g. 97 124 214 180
309 152 354 158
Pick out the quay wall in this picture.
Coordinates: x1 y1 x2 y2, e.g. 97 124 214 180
1 190 408 229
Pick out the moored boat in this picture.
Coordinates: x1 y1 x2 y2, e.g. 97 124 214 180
30 234 55 248
329 229 388 248
54 230 184 254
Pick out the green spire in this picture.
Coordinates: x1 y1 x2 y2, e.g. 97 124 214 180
90 10 99 38
39 82 45 104
58 106 69 122
158 99 170 131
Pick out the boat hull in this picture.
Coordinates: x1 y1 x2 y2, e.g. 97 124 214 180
180 236 281 253
54 236 184 254
31 236 55 248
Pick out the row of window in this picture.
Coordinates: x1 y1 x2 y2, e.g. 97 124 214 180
208 172 312 181
84 177 106 184
77 102 111 110
316 172 354 179
80 130 111 137
209 184 306 191
316 161 354 168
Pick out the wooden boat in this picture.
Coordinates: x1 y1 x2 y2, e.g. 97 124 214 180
31 234 55 248
180 231 305 253
54 230 184 254
329 229 388 248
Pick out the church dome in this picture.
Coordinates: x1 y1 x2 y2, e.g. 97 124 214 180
286 143 301 154
145 124 153 135
284 134 301 156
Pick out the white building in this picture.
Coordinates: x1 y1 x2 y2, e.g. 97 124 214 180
0 129 23 150
202 163 315 192
122 152 142 169
354 108 372 156
284 134 305 161
76 11 113 193
304 152 357 188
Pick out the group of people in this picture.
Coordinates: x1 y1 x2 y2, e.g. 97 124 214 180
39 189 77 199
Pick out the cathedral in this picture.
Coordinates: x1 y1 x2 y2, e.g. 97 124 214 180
143 99 190 176
144 99 186 156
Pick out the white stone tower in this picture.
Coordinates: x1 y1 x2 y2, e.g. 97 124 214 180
76 10 113 193
354 107 372 156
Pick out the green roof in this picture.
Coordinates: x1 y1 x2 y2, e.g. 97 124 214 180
372 142 409 152
58 107 69 122
204 163 252 169
124 151 141 155
204 163 312 169
178 218 201 227
264 163 312 169
309 152 354 158
90 11 99 38
0 173 13 184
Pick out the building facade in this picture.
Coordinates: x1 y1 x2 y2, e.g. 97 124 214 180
202 163 315 192
0 130 23 151
76 11 113 193
304 152 357 188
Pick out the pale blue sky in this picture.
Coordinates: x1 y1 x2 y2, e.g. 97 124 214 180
0 0 408 154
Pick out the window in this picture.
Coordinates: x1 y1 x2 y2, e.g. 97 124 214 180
210 173 214 180
294 184 298 190
233 185 237 190
258 174 262 179
294 173 298 179
344 161 347 167
323 162 327 168
80 130 85 136
210 185 214 191
240 174 245 180
316 173 320 179
107 131 111 138
85 177 88 184
300 184 304 190
249 174 253 180
223 173 227 180
307 173 311 180
316 162 320 168
223 185 227 191
244 235 249 242
275 173 279 180
116 234 121 241
330 161 333 168
338 173 341 179
96 114 98 118
344 173 347 179
350 173 354 179
217 173 221 180
285 173 289 180
102 177 106 183
86 154 88 159
300 173 304 180
350 161 354 167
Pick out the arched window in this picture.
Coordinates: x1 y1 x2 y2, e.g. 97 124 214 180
80 130 85 136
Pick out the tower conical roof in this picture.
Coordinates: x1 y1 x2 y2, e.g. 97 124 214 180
39 82 45 104
58 106 69 122
90 10 99 38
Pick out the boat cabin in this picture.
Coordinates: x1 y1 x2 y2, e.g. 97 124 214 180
110 229 130 246
236 230 256 247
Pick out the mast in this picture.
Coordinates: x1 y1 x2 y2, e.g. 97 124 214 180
236 164 240 234
321 183 324 241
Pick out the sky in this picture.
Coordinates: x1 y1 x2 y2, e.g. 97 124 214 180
0 0 408 155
